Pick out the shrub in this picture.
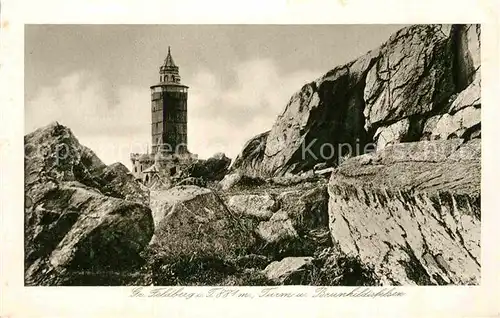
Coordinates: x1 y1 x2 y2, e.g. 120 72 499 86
307 252 380 286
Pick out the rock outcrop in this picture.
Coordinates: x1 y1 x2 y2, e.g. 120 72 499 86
233 24 480 178
328 139 480 285
24 123 154 285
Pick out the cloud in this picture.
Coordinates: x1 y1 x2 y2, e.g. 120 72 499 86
25 71 151 169
188 59 322 159
25 59 322 169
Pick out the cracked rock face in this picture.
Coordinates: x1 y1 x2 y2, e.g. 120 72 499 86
258 51 378 177
423 73 481 140
24 123 154 285
328 139 480 285
233 24 480 178
363 25 455 130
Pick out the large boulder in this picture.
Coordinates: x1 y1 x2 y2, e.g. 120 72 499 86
218 172 243 191
256 210 299 244
24 123 154 285
97 162 150 205
149 185 255 258
226 194 277 220
217 172 267 192
373 118 410 150
451 24 481 90
278 185 330 235
328 139 480 285
252 182 331 254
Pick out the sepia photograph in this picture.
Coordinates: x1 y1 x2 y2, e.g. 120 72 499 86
23 24 481 287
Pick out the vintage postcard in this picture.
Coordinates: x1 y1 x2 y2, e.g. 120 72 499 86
1 0 499 317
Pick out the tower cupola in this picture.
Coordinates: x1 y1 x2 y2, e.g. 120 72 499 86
159 47 181 84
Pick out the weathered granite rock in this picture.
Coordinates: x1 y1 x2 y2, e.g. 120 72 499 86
233 24 480 178
374 118 410 150
182 152 231 181
24 123 154 285
277 185 330 234
262 257 314 284
451 24 481 90
231 131 269 178
24 122 106 187
256 210 298 244
218 172 242 191
363 25 455 130
328 139 480 285
97 162 150 205
260 49 379 177
149 185 255 258
226 194 277 220
423 106 480 141
218 173 267 192
422 74 481 140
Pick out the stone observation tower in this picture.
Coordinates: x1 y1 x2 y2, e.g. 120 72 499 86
150 47 189 154
130 47 197 183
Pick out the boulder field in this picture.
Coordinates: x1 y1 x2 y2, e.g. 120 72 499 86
24 24 481 286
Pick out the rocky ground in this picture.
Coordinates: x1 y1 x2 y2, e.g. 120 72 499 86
24 24 480 286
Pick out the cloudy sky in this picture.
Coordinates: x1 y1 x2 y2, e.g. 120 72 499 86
25 24 407 168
